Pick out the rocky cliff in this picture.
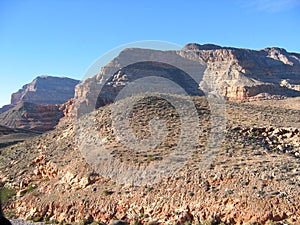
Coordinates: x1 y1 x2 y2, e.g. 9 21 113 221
10 76 79 106
73 43 300 117
0 76 79 115
0 76 79 131
0 102 64 132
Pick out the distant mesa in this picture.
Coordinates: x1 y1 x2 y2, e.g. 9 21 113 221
10 76 79 106
0 75 79 132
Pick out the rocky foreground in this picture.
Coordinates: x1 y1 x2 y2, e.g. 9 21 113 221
0 96 299 225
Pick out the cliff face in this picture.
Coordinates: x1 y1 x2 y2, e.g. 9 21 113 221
10 76 79 106
182 44 300 100
0 76 79 131
73 43 300 117
0 102 64 132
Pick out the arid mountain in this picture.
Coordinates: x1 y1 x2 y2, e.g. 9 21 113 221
0 102 64 132
73 43 300 117
11 76 79 106
0 95 299 224
0 44 299 225
0 76 79 114
0 76 79 135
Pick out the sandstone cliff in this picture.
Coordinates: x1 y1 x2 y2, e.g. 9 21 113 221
73 43 300 117
0 76 79 114
0 75 79 131
0 102 64 132
10 76 79 106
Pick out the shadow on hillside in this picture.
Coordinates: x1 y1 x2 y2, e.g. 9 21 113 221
0 189 12 225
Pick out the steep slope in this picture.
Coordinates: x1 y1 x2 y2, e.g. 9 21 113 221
0 102 64 132
73 43 300 118
0 95 299 224
0 125 15 136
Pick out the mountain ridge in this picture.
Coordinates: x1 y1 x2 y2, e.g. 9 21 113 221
72 43 300 118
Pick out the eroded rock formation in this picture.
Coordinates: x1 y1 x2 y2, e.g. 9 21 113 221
73 43 300 118
0 102 64 132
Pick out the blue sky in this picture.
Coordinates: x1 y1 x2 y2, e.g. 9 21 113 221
0 0 300 107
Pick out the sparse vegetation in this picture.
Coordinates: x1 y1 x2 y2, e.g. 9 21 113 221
103 190 114 196
0 186 16 204
0 96 299 224
32 216 43 222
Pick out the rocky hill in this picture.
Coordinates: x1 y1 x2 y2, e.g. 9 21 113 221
73 43 300 117
0 95 299 225
0 44 299 225
0 76 79 114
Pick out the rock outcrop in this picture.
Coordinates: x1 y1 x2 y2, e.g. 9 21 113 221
0 102 64 132
73 43 300 117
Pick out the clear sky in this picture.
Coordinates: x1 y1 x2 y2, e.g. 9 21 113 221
0 0 300 107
